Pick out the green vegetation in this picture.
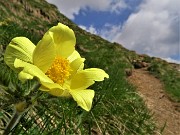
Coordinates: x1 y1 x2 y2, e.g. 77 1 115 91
148 58 180 102
1 0 179 134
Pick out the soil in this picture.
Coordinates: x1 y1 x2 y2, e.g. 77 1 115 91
128 68 180 135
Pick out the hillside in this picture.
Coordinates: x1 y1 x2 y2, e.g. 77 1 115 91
0 0 179 134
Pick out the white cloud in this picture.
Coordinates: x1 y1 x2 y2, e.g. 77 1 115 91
96 23 122 41
118 0 179 57
97 0 179 62
79 25 98 35
47 0 127 19
163 57 180 64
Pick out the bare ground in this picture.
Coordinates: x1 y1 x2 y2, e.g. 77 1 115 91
128 68 180 135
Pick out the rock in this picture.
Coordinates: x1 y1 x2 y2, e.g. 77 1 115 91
125 68 132 76
141 62 149 67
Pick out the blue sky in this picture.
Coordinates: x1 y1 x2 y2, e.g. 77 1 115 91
47 0 180 63
74 0 141 28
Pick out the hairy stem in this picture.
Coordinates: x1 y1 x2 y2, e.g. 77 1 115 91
3 111 22 135
3 82 41 134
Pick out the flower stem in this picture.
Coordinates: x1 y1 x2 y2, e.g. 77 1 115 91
3 111 22 135
3 82 41 134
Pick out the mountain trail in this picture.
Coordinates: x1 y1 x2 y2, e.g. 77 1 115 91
128 68 180 135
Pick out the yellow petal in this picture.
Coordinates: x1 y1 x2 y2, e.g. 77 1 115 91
69 89 95 111
4 37 35 71
33 32 56 73
69 58 85 78
70 68 109 90
49 89 66 97
14 59 53 83
67 50 81 62
39 82 64 96
49 23 76 57
18 72 34 81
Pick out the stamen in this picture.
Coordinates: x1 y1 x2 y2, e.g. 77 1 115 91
46 56 71 84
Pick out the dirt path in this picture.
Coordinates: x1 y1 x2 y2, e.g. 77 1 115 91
128 68 180 135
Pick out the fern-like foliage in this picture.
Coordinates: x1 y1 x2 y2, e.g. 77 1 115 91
0 59 48 134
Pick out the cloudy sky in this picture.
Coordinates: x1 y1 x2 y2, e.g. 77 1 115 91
47 0 180 63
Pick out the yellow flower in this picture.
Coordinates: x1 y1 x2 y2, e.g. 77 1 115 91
4 23 109 111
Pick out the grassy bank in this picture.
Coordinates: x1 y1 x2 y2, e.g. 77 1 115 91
148 58 180 102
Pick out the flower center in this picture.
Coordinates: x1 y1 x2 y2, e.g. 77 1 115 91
46 56 71 84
